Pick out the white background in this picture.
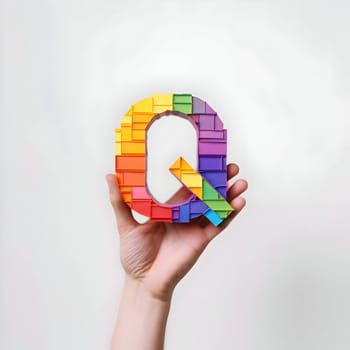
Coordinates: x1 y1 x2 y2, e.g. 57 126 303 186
1 0 350 349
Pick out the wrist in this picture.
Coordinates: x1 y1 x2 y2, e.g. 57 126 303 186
124 274 173 305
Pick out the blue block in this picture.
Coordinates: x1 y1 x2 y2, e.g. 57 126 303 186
179 203 190 222
204 209 223 226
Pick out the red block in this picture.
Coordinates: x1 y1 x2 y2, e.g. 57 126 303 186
151 206 172 220
132 200 152 217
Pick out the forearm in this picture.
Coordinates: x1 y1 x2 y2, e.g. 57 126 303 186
111 275 172 350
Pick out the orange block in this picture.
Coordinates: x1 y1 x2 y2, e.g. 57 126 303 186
133 123 148 130
115 156 146 171
116 171 123 185
132 113 155 123
123 172 146 186
132 129 146 141
122 192 132 202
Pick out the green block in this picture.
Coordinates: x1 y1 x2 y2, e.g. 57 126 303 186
216 210 231 219
173 94 192 104
204 200 233 212
203 181 220 200
173 103 192 114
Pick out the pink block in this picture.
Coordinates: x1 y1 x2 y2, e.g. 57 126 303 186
132 187 151 200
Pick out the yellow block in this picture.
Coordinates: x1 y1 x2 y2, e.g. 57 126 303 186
133 98 154 113
152 94 173 106
181 173 203 188
153 105 172 114
125 107 133 116
121 115 132 126
169 157 181 171
115 128 121 142
122 142 146 155
169 168 181 178
115 142 121 155
190 187 203 199
180 158 196 172
121 127 132 141
132 129 146 141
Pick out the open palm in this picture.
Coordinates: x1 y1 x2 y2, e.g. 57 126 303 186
106 163 248 301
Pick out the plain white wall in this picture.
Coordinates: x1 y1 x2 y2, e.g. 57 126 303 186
1 0 350 349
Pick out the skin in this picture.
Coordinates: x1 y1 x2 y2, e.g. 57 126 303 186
106 163 248 350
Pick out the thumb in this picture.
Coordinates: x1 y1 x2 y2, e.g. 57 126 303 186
105 173 137 232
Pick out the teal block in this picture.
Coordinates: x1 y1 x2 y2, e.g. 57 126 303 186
204 209 223 226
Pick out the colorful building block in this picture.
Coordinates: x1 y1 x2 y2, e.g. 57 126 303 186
114 93 234 226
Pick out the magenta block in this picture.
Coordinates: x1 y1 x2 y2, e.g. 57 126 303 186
192 97 206 114
200 138 226 143
199 130 225 139
198 142 226 155
199 156 223 171
199 115 215 130
214 117 224 130
205 102 216 114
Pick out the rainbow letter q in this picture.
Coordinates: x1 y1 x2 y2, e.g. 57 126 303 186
115 94 234 226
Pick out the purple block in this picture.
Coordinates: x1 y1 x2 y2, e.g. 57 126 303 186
190 200 208 213
199 130 225 139
205 102 216 114
201 171 227 188
215 117 224 130
199 115 215 130
199 156 223 171
192 97 206 114
198 142 226 155
216 186 227 198
222 156 227 170
190 212 202 219
172 208 179 220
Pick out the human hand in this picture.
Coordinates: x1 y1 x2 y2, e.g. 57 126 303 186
106 163 248 302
